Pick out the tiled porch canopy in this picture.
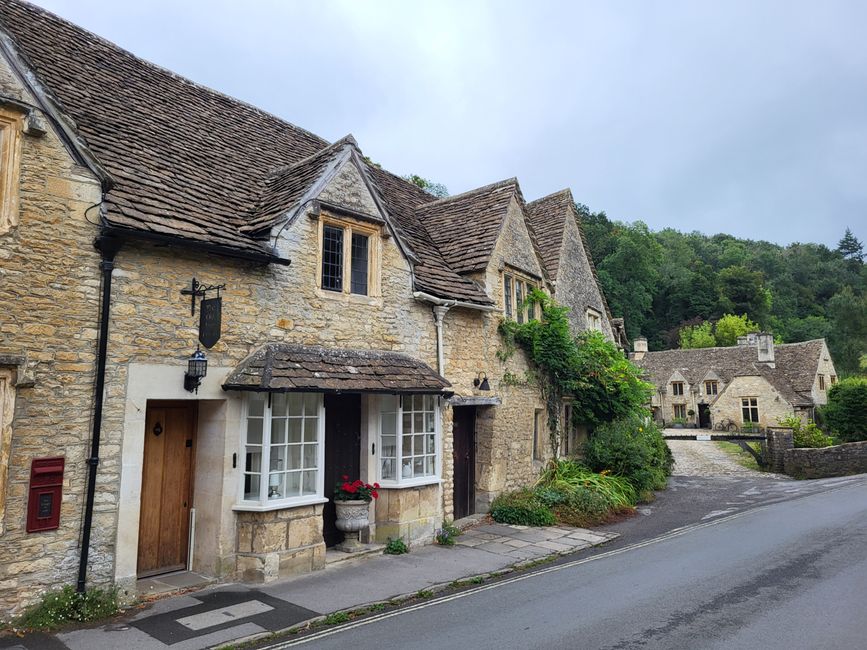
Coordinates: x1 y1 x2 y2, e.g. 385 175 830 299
222 343 452 395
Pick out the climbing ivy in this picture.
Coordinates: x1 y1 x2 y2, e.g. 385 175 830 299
499 290 653 457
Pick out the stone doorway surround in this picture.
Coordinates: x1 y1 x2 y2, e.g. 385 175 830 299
115 364 239 597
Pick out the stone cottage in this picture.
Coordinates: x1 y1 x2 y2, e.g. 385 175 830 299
631 333 837 430
0 0 619 613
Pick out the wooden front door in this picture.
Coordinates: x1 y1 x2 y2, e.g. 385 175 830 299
452 406 476 520
323 394 361 547
138 401 196 577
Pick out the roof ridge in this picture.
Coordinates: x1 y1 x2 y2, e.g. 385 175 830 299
262 134 357 181
4 0 330 151
527 188 572 206
643 338 825 354
416 177 519 208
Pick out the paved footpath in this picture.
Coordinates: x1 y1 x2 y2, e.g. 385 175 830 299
0 523 617 650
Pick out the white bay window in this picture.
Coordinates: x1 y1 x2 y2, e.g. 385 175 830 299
239 392 325 509
379 394 440 486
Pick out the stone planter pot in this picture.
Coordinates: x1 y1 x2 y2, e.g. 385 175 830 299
334 499 370 552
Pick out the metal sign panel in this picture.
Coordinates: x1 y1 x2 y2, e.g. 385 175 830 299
199 296 222 348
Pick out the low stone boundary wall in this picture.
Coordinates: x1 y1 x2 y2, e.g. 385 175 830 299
784 441 867 479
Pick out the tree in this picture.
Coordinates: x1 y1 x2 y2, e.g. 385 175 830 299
403 174 448 198
679 321 716 348
714 313 760 347
837 228 864 262
717 266 771 326
822 377 867 442
827 286 867 375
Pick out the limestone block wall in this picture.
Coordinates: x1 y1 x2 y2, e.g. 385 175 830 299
711 376 794 430
235 505 325 582
373 484 439 544
810 341 837 406
552 213 614 341
0 54 106 614
784 441 867 479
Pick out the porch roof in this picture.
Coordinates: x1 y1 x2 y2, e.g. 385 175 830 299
222 343 452 395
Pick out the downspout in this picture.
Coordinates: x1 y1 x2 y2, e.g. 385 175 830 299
77 232 123 593
432 305 450 376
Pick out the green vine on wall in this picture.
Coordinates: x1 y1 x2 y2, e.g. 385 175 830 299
498 290 653 458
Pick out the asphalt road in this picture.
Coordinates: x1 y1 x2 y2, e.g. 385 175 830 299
272 475 867 650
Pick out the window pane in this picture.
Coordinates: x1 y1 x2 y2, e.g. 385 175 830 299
288 418 302 443
272 393 288 416
425 456 434 475
402 435 412 456
271 418 286 443
288 444 301 469
382 435 396 458
413 412 423 433
414 434 424 455
322 225 344 291
381 458 395 480
516 281 525 324
303 393 320 415
402 412 412 433
402 459 412 479
288 393 303 415
413 458 424 475
504 274 513 318
302 471 317 495
248 393 266 418
302 443 317 469
268 473 284 499
303 417 318 441
425 434 435 454
270 445 286 471
381 412 397 436
244 474 260 501
350 233 369 295
246 418 263 445
286 471 301 496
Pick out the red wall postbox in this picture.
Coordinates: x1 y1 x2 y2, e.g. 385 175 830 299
26 457 64 533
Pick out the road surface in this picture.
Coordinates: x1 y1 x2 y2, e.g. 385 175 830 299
270 475 867 650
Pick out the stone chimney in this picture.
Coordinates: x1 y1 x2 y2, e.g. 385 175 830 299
632 336 648 361
756 332 775 366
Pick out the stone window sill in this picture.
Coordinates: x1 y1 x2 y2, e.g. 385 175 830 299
232 496 328 512
377 477 442 490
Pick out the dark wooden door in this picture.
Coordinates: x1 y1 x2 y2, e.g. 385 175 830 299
698 403 711 429
452 406 476 520
138 401 196 577
323 394 361 547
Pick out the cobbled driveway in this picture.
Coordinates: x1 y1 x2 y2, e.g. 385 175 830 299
665 435 782 478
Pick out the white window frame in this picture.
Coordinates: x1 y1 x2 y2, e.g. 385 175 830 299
234 392 328 512
375 394 442 489
503 270 541 323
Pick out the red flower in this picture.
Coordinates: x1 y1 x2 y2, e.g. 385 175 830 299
341 482 352 492
352 479 363 488
373 482 380 489
370 490 379 499
342 475 349 481
345 484 358 493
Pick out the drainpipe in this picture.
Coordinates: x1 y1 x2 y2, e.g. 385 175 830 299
77 233 123 593
432 305 450 376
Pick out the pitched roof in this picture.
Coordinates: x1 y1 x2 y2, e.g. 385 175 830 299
526 188 616 324
365 165 493 305
633 339 825 405
415 179 519 274
525 189 571 281
222 343 452 395
0 0 328 255
0 0 492 305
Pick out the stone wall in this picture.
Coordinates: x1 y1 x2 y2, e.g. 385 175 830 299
0 52 105 614
711 375 793 430
553 210 615 341
373 484 439 544
235 505 325 582
784 441 867 479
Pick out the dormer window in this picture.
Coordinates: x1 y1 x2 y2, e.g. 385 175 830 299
319 217 379 297
672 382 685 396
586 308 602 331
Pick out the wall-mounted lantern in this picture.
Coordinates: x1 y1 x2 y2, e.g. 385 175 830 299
473 372 490 391
184 348 208 393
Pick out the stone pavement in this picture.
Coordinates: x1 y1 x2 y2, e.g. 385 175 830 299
665 431 790 479
0 522 617 650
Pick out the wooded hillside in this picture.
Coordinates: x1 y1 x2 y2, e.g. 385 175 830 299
578 205 866 376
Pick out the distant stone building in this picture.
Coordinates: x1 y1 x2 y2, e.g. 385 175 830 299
630 334 838 430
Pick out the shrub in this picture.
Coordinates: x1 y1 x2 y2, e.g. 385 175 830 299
384 537 409 555
536 458 636 509
550 487 617 527
435 520 461 546
490 489 556 526
12 585 119 631
583 414 673 500
822 377 867 442
778 416 834 448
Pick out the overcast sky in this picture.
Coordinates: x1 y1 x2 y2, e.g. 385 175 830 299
32 0 867 248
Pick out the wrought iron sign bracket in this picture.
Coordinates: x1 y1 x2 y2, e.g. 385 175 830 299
180 277 226 316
